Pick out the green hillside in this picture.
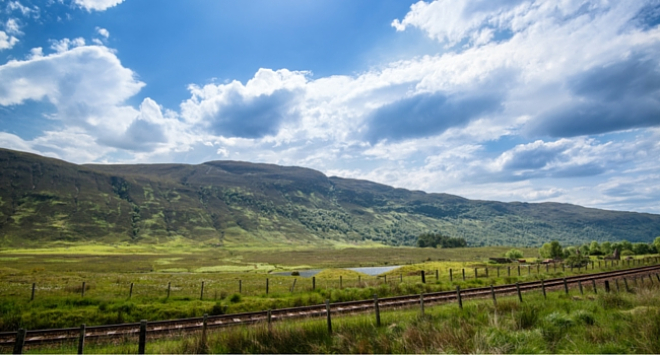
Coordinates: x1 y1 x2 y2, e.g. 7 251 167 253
0 148 658 249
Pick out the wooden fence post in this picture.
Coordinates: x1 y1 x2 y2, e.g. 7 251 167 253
592 279 597 294
490 285 497 307
374 294 381 326
266 278 269 294
562 263 565 272
267 309 272 331
200 281 204 300
436 269 439 280
420 293 425 316
615 279 620 292
605 280 610 293
546 264 549 273
291 279 297 293
78 324 85 355
81 282 85 297
508 266 511 277
421 271 426 284
516 283 523 303
138 320 147 354
474 268 478 279
537 264 540 274
563 278 569 294
541 279 546 298
623 277 630 292
456 286 463 309
656 273 660 283
528 265 531 276
449 269 453 281
201 314 208 352
325 300 332 334
313 276 316 291
31 283 35 301
518 265 521 276
578 281 584 295
129 283 133 299
13 328 26 355
462 269 466 281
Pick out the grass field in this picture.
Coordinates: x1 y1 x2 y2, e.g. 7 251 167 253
0 245 654 335
10 276 660 354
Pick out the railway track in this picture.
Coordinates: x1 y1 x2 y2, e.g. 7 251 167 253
2 263 660 348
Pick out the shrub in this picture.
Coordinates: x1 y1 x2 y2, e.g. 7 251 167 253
505 249 524 260
229 294 242 303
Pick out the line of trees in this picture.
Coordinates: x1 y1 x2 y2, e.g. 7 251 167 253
539 237 660 259
416 233 467 248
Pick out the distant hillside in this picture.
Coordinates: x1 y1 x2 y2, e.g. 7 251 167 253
0 148 659 249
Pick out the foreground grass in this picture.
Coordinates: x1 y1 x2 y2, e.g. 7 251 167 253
0 248 654 331
14 281 660 354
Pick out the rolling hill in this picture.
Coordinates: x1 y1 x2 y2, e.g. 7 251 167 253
0 148 659 249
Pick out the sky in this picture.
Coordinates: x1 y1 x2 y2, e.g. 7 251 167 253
1 0 659 214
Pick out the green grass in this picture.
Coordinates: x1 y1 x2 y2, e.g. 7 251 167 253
15 280 660 354
0 247 656 333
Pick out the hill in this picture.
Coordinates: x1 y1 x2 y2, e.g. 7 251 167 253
0 148 658 248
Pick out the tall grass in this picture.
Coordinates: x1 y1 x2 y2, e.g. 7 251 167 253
19 281 660 354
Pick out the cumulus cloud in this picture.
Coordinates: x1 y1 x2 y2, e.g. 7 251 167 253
526 55 660 137
365 90 503 143
73 0 125 12
181 68 307 139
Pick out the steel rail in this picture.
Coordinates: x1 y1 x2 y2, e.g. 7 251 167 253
2 262 659 347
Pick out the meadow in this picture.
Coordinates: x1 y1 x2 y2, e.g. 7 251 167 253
8 275 660 354
0 244 647 335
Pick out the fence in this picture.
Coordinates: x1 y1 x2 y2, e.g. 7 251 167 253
5 263 660 354
4 257 657 302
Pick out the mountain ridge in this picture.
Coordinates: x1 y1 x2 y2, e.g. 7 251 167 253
1 147 658 248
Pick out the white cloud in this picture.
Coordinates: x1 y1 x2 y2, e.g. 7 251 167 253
6 1 38 17
73 0 125 12
96 27 109 38
5 19 22 35
50 37 86 53
0 31 18 51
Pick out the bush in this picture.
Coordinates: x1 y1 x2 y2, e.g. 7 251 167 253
505 249 524 260
229 294 241 303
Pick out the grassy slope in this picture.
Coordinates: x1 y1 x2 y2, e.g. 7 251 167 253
1 147 659 249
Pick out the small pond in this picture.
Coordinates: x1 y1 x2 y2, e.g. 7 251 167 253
274 265 402 277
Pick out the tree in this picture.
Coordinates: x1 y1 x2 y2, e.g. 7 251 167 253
620 240 633 252
416 233 467 248
589 241 602 255
505 249 524 260
632 243 651 255
539 240 563 259
601 241 612 255
580 244 590 255
563 246 577 258
653 236 660 254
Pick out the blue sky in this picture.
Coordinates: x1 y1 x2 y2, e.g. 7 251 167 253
1 0 660 214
